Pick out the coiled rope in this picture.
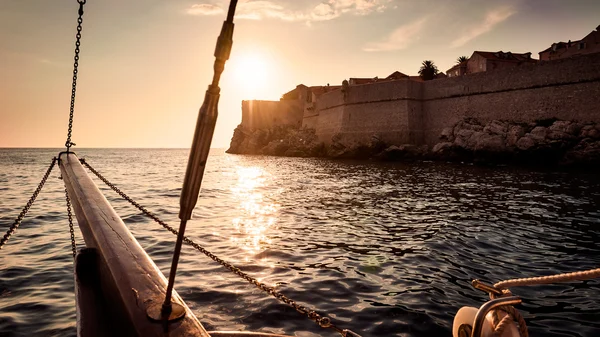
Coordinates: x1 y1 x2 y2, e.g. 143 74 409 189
475 267 600 337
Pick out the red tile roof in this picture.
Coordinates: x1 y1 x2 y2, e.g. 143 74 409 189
473 51 537 63
386 71 409 80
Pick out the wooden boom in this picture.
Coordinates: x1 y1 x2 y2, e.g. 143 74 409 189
59 153 209 337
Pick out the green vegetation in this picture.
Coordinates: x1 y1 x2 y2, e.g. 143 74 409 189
418 60 439 81
456 56 468 63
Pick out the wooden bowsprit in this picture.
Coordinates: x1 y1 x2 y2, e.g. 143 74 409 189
60 152 210 337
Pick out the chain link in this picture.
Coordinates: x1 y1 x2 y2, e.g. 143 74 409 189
65 1 86 152
1 157 57 249
64 187 78 258
80 158 353 335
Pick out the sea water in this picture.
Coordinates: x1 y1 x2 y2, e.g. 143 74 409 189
0 148 599 337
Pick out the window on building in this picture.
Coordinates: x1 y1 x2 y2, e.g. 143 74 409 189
578 42 586 50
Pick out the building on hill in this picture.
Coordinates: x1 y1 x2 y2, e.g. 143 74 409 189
307 85 341 102
539 25 600 61
281 84 308 101
386 71 409 80
242 84 342 130
466 51 537 74
409 73 447 82
349 77 379 85
447 61 468 77
349 71 410 85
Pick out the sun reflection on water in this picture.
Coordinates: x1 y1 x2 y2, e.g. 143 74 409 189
230 166 279 261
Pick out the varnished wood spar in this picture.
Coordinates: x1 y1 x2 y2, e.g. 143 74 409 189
59 153 209 337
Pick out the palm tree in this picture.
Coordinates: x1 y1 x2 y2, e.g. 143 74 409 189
418 60 439 81
456 56 468 64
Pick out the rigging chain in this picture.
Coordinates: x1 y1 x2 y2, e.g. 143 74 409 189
0 158 57 249
80 158 362 337
64 187 78 258
64 0 87 152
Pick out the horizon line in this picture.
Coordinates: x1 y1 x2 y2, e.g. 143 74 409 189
0 147 227 150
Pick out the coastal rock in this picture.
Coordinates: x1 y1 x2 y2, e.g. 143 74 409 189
230 117 600 168
562 138 600 165
227 126 250 154
528 126 548 142
474 133 505 153
440 127 454 142
432 142 454 153
516 136 536 151
454 129 474 148
466 131 484 150
454 118 483 134
263 140 289 156
506 125 526 147
228 124 324 157
376 145 424 160
580 125 600 139
547 121 578 141
483 120 508 136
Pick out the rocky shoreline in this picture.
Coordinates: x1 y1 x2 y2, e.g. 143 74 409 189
227 118 600 168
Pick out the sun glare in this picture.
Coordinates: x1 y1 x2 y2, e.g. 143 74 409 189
230 52 271 99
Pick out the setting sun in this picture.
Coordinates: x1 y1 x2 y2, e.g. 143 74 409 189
228 51 275 99
231 53 267 95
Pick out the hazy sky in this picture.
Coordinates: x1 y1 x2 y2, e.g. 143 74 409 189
1 0 598 148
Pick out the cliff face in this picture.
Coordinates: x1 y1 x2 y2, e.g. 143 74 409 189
227 118 600 168
227 124 325 157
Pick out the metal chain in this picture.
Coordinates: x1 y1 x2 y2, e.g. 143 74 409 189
65 0 87 152
64 187 77 258
0 157 57 249
80 158 359 336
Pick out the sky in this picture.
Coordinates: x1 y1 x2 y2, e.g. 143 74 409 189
1 0 599 148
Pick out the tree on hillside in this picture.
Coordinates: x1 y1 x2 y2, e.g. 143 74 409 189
456 56 468 64
418 60 439 81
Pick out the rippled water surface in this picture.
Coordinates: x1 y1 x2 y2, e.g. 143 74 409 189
1 148 599 337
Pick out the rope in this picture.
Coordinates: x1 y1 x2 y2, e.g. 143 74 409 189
64 0 87 152
494 268 600 290
79 158 361 337
480 267 600 337
0 157 57 249
493 314 513 336
495 306 528 337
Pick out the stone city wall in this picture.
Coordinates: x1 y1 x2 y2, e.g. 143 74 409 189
241 99 303 130
313 80 423 145
421 52 600 146
309 52 600 147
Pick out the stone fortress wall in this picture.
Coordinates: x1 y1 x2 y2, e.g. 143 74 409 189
420 52 600 146
240 52 600 148
240 99 303 130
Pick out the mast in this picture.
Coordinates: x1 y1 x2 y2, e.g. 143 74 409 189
158 0 239 322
